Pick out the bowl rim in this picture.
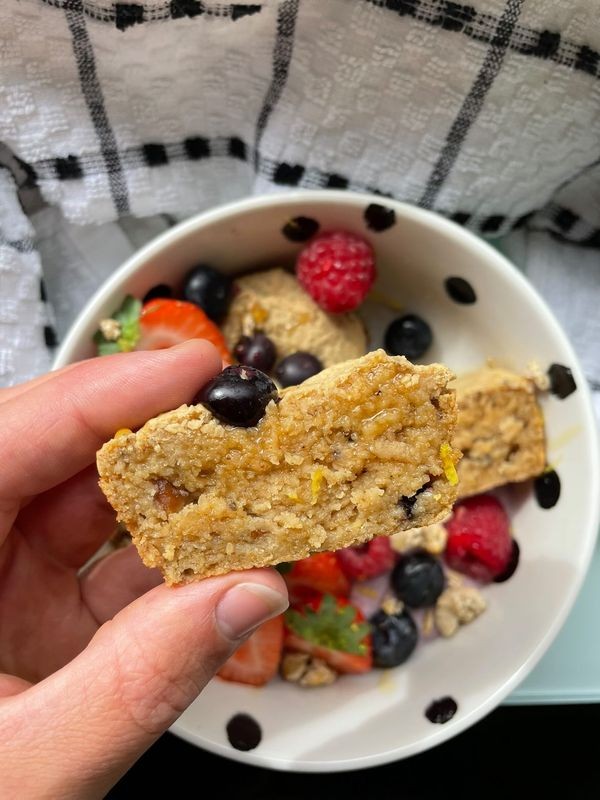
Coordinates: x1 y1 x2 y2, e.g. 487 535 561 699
54 189 600 771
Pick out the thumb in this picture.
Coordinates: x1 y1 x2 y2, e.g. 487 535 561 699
1 570 287 799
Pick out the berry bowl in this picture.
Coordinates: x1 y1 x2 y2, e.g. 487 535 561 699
54 191 600 771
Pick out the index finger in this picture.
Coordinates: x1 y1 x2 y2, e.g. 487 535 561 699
0 340 221 507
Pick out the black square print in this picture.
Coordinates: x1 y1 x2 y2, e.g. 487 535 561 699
142 143 169 166
115 3 144 30
184 137 210 160
274 163 304 185
54 156 83 180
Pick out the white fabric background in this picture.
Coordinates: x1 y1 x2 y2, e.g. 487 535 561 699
0 0 598 405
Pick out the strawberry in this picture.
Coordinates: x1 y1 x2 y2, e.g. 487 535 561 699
284 594 372 674
137 298 231 361
284 552 350 602
444 494 513 582
217 615 284 687
336 536 396 581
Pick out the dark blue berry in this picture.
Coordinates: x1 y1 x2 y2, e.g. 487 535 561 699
391 550 445 607
275 352 323 387
234 333 277 372
143 283 173 304
398 480 431 519
370 609 418 668
182 264 232 322
384 314 433 360
196 365 278 428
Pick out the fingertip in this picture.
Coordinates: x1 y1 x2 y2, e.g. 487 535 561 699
172 567 288 604
169 337 221 360
138 339 223 392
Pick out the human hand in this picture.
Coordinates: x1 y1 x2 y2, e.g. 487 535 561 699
0 341 288 799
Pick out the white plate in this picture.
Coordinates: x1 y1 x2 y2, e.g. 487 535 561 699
55 191 600 771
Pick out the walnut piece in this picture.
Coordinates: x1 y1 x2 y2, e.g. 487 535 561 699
281 653 337 687
435 586 487 638
390 523 448 555
99 318 122 341
153 478 192 513
421 608 435 637
381 596 404 616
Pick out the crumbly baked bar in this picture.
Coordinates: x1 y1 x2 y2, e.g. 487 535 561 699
454 367 546 498
97 350 459 585
221 268 367 367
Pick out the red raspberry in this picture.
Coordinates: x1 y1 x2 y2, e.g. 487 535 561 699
336 537 395 581
444 495 513 583
296 231 376 313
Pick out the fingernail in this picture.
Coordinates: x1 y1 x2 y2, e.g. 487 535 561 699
216 583 289 641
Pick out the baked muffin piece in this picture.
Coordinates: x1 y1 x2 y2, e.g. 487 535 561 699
221 268 367 367
97 350 459 585
454 367 546 498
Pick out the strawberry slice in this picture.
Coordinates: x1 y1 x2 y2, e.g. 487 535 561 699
284 594 372 674
137 298 231 362
217 615 284 687
284 552 350 602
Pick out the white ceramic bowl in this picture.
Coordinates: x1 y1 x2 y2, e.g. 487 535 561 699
55 191 600 771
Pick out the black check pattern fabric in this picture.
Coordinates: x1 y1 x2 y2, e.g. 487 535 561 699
0 0 600 385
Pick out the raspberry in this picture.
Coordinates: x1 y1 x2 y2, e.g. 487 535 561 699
444 495 513 583
296 231 376 313
336 536 395 581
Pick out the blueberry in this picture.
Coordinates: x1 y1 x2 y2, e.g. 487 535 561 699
391 550 445 607
195 365 278 427
275 352 323 387
370 609 418 668
234 333 277 372
384 314 433 360
182 265 232 322
142 283 173 304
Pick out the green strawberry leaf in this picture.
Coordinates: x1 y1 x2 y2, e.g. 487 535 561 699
285 593 370 655
93 295 141 355
275 562 292 575
94 338 121 356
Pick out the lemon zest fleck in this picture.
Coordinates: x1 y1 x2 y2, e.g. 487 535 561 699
115 428 132 438
440 443 459 486
287 491 300 502
250 302 268 325
311 467 325 504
